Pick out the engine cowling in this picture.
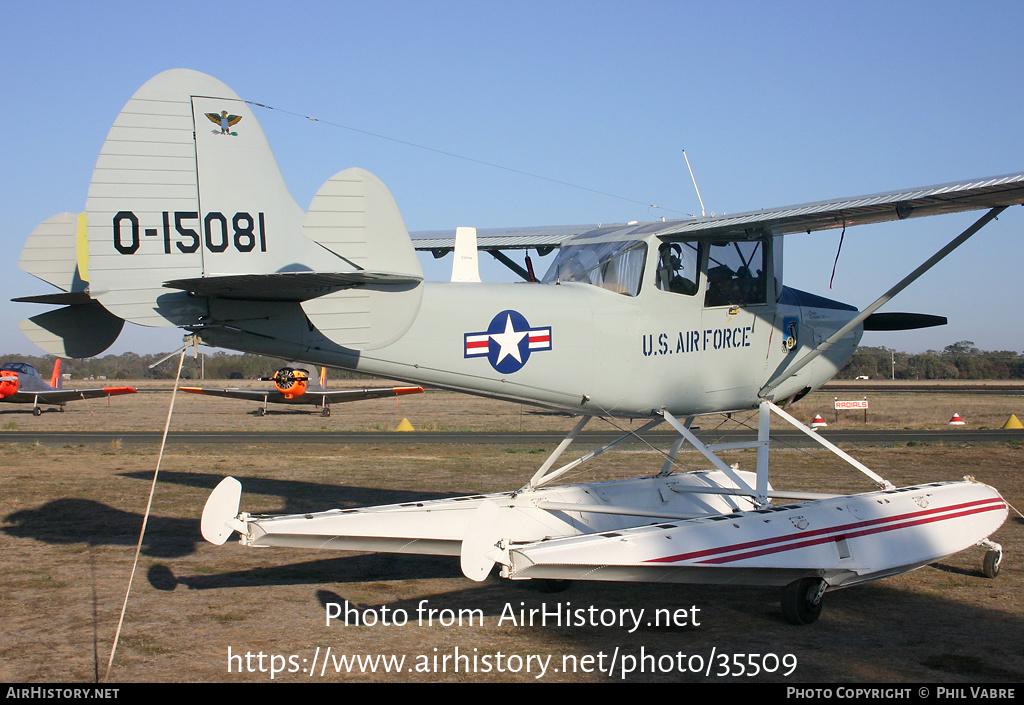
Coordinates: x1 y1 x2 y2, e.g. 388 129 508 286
0 374 18 399
271 368 308 399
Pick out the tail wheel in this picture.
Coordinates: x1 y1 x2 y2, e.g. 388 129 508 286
781 577 826 625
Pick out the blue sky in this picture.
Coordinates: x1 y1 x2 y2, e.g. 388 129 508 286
3 1 1023 356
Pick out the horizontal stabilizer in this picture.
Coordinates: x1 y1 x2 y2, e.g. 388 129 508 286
19 302 125 358
164 270 422 302
12 292 93 306
863 312 947 331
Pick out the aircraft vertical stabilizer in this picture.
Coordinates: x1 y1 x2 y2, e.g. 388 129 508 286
19 213 88 294
84 69 322 327
300 169 424 350
302 167 422 278
17 212 125 358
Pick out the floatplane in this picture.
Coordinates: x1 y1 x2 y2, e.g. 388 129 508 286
15 70 1017 623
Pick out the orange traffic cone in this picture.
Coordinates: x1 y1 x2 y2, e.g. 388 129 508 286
811 414 828 429
948 413 966 426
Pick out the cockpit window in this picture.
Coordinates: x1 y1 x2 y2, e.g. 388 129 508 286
704 239 767 307
0 362 35 375
656 241 701 296
542 240 647 296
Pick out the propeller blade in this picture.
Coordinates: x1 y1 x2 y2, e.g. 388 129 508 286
862 312 947 331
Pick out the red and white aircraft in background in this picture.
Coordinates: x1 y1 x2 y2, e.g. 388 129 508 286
0 359 135 415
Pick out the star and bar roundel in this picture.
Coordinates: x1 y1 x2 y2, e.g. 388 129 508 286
464 310 552 374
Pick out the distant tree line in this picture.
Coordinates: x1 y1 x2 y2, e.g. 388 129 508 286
837 341 1024 380
0 351 362 381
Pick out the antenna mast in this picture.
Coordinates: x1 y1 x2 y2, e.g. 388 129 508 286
682 150 706 217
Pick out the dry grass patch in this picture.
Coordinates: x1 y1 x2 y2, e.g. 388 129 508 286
1 386 1023 683
1 437 1022 683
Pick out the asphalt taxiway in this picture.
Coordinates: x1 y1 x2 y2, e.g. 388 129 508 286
3 428 1020 447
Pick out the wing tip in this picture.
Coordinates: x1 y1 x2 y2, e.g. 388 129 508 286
395 386 425 396
102 387 137 395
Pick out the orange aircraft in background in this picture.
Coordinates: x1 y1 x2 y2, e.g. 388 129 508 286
0 359 136 415
179 362 423 416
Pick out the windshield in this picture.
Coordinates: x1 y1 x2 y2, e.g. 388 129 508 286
542 240 647 296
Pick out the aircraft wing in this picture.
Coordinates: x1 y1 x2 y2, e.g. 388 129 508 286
648 172 1024 239
412 172 1024 250
178 385 424 403
178 387 275 402
413 224 596 255
3 387 136 404
320 385 425 402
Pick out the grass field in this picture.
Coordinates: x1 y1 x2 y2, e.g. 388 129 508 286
1 383 1022 683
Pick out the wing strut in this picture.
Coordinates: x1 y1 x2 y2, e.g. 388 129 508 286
760 206 1006 398
488 250 535 282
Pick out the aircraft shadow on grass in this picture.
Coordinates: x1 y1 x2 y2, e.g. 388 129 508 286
1 470 473 561
4 498 196 559
122 469 467 515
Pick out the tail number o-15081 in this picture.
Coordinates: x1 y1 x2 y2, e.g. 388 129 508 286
112 211 267 255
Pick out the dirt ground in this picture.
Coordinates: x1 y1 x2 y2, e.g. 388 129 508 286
1 382 1023 684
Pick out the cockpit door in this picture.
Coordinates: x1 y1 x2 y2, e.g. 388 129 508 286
700 236 778 407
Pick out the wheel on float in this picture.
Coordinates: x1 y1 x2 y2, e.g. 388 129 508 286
983 548 1002 579
536 579 573 593
781 577 825 625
